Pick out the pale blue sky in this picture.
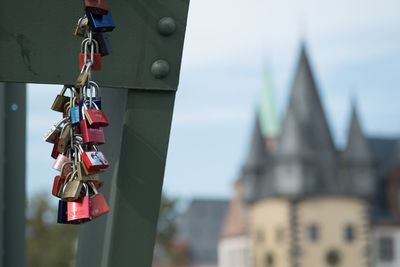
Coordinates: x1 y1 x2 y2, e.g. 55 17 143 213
28 0 400 202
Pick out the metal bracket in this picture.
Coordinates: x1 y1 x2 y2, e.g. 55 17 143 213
0 0 190 90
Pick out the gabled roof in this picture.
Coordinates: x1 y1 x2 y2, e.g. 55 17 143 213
243 113 268 168
278 45 336 158
220 180 248 238
343 104 374 162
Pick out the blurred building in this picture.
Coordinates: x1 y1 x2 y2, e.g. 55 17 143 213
176 199 229 267
233 45 400 267
177 45 400 267
240 45 372 267
218 181 252 267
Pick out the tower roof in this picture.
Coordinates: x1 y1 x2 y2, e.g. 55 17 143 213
259 65 279 138
343 103 374 162
243 113 268 168
278 45 336 158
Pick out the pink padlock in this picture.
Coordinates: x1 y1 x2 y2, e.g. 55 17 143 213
67 184 91 223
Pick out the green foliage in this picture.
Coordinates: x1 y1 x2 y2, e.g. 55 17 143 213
154 193 181 266
27 194 79 267
157 194 178 248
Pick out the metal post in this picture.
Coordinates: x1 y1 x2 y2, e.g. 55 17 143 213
0 83 26 267
100 89 176 267
75 87 128 267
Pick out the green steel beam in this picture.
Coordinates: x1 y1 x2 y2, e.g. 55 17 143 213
0 83 26 267
77 88 176 267
75 87 127 267
0 0 189 91
102 89 175 267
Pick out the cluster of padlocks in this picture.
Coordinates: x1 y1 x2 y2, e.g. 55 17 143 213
42 0 115 224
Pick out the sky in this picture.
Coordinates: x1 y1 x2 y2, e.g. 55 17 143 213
27 0 400 202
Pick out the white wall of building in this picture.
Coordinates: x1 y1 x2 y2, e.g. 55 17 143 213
372 226 400 267
218 235 251 267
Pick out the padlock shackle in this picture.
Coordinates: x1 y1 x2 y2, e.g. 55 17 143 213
88 181 99 195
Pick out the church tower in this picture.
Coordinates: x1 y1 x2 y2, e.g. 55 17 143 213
243 45 371 267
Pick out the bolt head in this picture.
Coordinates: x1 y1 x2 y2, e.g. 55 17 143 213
151 60 170 79
158 17 176 36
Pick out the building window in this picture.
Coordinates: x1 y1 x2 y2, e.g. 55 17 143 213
308 224 319 242
379 237 394 262
344 224 355 242
265 252 274 267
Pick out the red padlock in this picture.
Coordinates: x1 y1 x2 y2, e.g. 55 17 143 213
67 184 91 223
52 161 74 197
79 119 105 144
51 136 60 159
84 0 109 15
83 101 109 127
81 150 109 172
79 38 102 71
89 182 109 218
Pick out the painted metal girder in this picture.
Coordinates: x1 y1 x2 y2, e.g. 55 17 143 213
0 0 189 91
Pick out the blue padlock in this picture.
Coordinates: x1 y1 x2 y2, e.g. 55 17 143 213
86 10 115 32
71 107 80 124
70 97 80 124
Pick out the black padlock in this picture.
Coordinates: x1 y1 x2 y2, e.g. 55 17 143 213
93 32 112 56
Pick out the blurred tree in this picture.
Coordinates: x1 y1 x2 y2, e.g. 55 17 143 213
27 194 79 267
154 193 187 267
157 194 178 249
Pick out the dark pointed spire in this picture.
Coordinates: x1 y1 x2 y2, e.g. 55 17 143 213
243 112 268 168
278 45 336 157
343 103 374 162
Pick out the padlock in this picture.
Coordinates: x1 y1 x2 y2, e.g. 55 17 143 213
86 10 115 32
52 151 71 171
57 200 80 224
81 150 109 172
52 161 74 198
51 85 74 112
57 200 69 224
83 101 109 127
93 32 112 56
51 136 60 159
73 16 89 37
61 171 83 201
77 160 104 188
89 182 109 218
79 38 102 71
75 62 91 88
70 97 80 124
80 82 102 115
63 101 71 118
43 117 69 143
75 144 103 184
67 183 91 223
79 117 105 144
84 0 109 15
57 122 72 154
